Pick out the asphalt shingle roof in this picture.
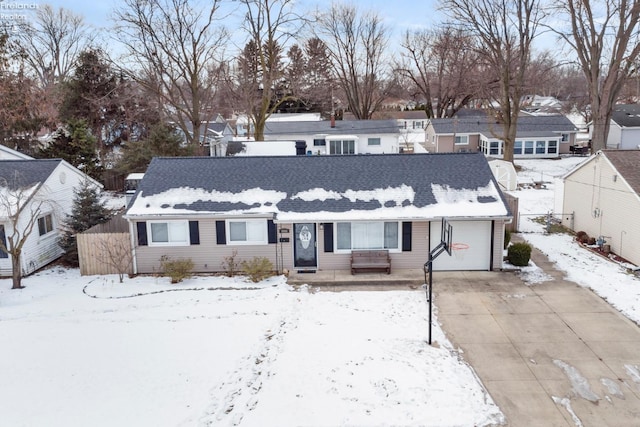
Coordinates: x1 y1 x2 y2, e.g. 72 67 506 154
0 159 61 190
127 153 510 220
611 104 640 127
262 119 401 136
603 150 640 195
429 115 577 136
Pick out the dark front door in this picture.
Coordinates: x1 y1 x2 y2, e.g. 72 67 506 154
293 223 317 268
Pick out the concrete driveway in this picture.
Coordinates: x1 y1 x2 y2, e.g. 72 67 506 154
436 246 640 426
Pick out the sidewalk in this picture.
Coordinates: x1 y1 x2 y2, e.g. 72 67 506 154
436 245 640 426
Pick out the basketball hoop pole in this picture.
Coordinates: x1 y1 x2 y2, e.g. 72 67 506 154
424 219 452 346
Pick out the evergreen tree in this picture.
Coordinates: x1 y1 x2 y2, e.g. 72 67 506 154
37 119 103 181
58 180 113 266
116 123 193 175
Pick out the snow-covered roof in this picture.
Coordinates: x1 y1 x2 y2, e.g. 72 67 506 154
126 153 511 222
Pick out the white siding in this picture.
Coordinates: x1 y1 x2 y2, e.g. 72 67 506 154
620 128 640 150
0 162 96 277
562 155 640 266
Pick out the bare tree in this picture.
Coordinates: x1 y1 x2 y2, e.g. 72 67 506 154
550 0 640 151
315 3 391 120
0 174 55 289
113 0 229 148
234 0 305 140
442 0 544 163
396 26 479 118
15 5 91 88
95 234 133 283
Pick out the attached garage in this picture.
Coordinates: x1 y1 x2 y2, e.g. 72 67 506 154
430 220 492 271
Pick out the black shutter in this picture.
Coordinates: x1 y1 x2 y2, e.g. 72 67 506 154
0 225 7 258
268 220 277 244
402 222 412 252
137 222 148 246
216 220 226 244
323 223 333 252
189 221 200 245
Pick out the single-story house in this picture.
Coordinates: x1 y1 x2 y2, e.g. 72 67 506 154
604 104 640 150
562 150 640 266
425 115 578 158
0 159 102 277
261 118 403 155
124 152 512 274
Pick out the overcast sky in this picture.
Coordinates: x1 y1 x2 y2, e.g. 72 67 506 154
31 0 559 55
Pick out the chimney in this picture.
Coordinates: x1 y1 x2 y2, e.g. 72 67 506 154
330 113 335 128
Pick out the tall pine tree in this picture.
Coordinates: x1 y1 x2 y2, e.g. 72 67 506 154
58 180 113 266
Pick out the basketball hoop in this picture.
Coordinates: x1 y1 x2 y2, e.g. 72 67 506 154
450 243 469 251
450 243 469 260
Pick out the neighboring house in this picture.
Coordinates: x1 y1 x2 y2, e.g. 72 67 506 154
234 112 322 138
425 115 578 158
561 150 640 266
380 110 429 153
124 152 512 274
0 159 102 277
0 145 33 160
180 120 235 157
521 95 564 115
261 118 403 154
604 104 640 150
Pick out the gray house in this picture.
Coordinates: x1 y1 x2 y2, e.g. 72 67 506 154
124 153 512 274
425 115 578 158
605 104 640 150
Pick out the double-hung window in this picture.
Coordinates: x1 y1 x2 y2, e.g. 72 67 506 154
38 214 54 236
454 135 469 145
336 221 399 251
227 219 267 245
148 221 189 246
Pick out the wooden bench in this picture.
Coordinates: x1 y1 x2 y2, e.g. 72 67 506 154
350 250 391 274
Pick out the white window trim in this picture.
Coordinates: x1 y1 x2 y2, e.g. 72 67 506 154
333 221 401 253
147 220 190 247
37 213 55 237
367 137 381 146
454 135 469 145
226 219 268 245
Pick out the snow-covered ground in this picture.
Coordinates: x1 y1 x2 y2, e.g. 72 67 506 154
0 271 503 426
1 154 639 427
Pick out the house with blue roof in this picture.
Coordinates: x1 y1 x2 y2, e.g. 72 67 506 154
425 115 578 158
0 159 102 277
124 152 512 274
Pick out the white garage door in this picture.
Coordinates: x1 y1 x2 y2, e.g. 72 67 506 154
429 220 492 271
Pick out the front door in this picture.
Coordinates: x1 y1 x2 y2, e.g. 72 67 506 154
293 223 317 268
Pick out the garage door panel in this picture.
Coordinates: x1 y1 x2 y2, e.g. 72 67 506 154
430 220 491 271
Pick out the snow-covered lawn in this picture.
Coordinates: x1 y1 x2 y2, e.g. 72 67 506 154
0 269 503 427
512 156 640 324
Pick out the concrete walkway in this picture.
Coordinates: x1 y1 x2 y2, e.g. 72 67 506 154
436 246 640 426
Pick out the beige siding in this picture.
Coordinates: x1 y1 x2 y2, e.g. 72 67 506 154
135 219 279 274
316 221 431 271
492 220 506 270
562 155 640 266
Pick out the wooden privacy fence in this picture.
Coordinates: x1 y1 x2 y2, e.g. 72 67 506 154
77 216 133 276
503 193 519 232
